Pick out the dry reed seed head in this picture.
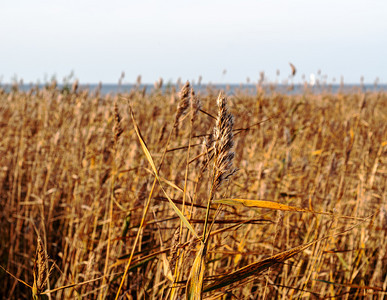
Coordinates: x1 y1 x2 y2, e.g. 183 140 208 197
71 79 79 93
214 154 237 190
158 122 167 143
136 75 142 86
190 88 201 120
213 93 236 190
33 238 52 295
154 77 163 89
213 94 234 154
113 102 124 143
174 81 191 127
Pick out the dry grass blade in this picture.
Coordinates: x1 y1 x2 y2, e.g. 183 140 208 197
313 279 384 292
186 243 207 300
154 196 212 210
40 275 110 295
233 115 278 136
203 238 320 293
130 107 158 175
129 104 200 241
158 181 201 241
203 216 373 293
144 167 183 192
2 79 386 299
111 248 170 269
0 264 32 289
214 198 365 220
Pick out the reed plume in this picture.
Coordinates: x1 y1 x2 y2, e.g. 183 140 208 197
201 92 236 241
190 88 201 121
174 81 190 127
212 93 236 191
113 101 124 144
32 238 53 299
187 93 236 299
173 81 191 139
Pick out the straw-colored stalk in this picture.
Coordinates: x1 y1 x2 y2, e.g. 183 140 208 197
33 238 53 300
186 93 235 300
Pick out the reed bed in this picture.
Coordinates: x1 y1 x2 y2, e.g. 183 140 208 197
0 82 386 299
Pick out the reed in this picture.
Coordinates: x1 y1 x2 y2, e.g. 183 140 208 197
0 81 386 299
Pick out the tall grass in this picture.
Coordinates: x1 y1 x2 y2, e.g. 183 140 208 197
0 82 386 299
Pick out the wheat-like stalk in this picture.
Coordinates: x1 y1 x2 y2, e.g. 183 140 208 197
174 81 191 128
113 101 124 144
190 88 201 121
32 238 53 299
202 92 236 242
187 92 236 300
2 78 385 299
212 93 236 191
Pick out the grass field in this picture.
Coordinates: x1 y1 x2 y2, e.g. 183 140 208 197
0 82 386 299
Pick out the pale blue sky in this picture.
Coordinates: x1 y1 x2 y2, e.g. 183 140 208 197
1 0 386 84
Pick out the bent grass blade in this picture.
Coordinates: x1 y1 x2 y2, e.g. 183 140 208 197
214 198 365 220
130 106 200 241
186 243 207 300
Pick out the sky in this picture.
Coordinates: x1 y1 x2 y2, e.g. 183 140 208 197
1 0 387 84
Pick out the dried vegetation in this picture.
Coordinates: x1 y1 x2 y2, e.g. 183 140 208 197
0 82 386 299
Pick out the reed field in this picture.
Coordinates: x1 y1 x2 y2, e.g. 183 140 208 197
0 81 386 299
